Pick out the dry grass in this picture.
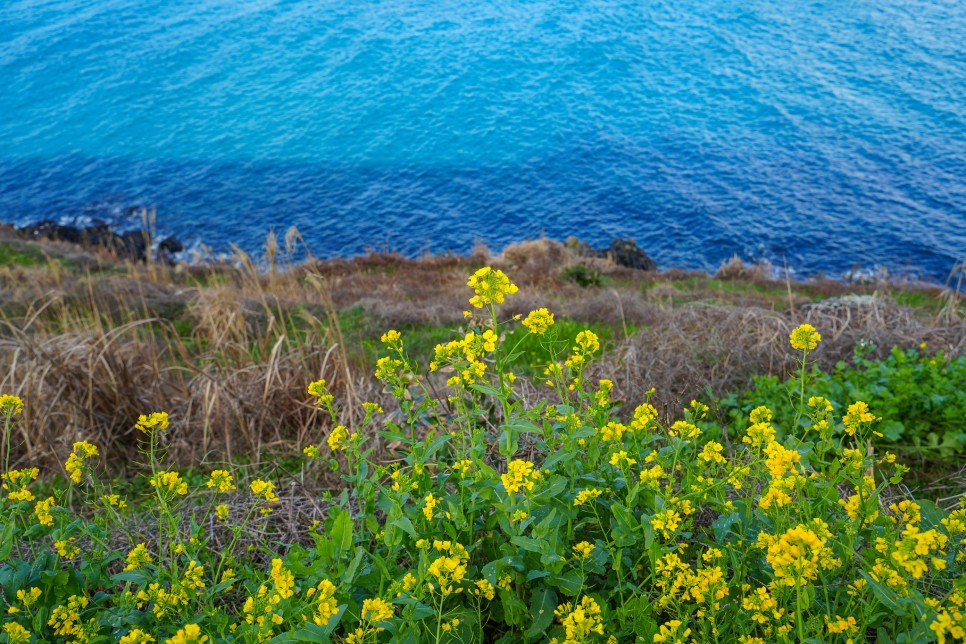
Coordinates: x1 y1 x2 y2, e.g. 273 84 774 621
1 232 963 483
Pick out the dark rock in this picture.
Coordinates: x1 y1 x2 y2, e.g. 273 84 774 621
17 220 182 264
606 238 657 271
567 236 658 272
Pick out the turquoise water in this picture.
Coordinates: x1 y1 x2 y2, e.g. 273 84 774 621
1 0 964 277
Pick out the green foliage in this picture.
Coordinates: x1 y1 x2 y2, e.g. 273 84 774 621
722 343 966 457
561 264 601 288
0 243 43 268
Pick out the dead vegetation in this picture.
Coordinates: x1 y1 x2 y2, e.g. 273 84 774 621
1 233 963 484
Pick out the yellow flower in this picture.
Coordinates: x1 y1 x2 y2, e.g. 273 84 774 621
843 401 878 436
698 441 726 465
54 538 80 559
311 579 339 626
165 624 208 644
761 523 835 586
574 488 603 506
653 619 691 643
467 266 518 308
554 596 605 641
1 467 39 488
789 323 821 351
609 450 636 468
522 308 555 335
0 394 24 416
599 422 625 442
327 425 349 451
308 379 334 407
250 479 280 504
120 629 156 644
100 494 128 510
826 615 859 636
303 445 320 459
48 594 88 637
422 493 440 521
3 623 31 644
501 460 541 495
574 330 600 354
361 597 394 623
474 579 495 600
64 441 99 484
124 543 153 571
206 470 235 493
136 411 170 434
639 465 665 488
630 403 658 431
651 509 682 540
215 504 230 521
150 471 188 496
7 488 34 503
380 329 402 345
572 541 595 559
669 421 701 440
16 588 41 608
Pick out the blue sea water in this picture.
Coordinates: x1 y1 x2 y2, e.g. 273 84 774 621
1 0 964 278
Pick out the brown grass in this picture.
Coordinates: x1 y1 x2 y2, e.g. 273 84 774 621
1 232 963 485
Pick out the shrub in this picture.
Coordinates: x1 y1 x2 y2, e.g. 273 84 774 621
722 341 966 458
1 268 965 643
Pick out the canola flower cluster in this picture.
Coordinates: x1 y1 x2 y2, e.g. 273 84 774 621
0 270 964 643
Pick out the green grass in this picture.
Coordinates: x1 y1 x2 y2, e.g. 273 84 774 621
0 242 44 267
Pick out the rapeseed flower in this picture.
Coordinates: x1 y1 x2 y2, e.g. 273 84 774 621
165 624 208 644
124 543 153 571
843 400 877 436
150 470 188 496
761 523 835 586
64 441 99 484
136 411 169 434
554 596 605 642
654 619 691 644
270 558 296 598
608 451 635 468
250 479 280 504
3 622 30 644
361 597 394 622
309 579 339 626
789 323 821 351
327 425 349 451
0 394 23 416
522 308 555 335
474 579 495 600
100 493 127 509
206 469 235 493
574 488 603 507
467 266 518 308
501 460 541 495
120 629 155 644
307 379 334 408
422 493 440 520
54 538 80 559
572 541 595 559
574 330 600 354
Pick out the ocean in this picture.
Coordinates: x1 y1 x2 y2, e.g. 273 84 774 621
1 0 964 278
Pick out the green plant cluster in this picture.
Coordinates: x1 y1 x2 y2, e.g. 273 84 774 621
722 343 966 457
0 269 965 644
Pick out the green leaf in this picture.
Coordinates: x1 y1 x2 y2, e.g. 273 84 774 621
0 520 16 561
546 570 583 596
859 571 905 616
524 586 557 639
329 509 354 552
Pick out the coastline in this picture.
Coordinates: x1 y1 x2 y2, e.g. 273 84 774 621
0 218 956 288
